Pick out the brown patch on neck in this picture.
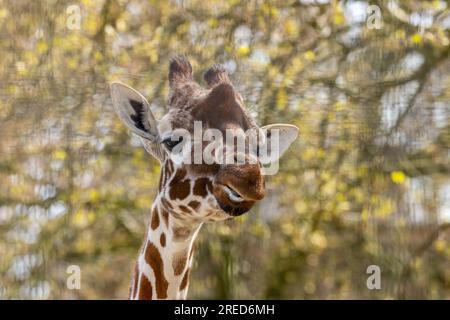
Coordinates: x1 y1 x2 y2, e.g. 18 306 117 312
169 169 191 200
138 274 153 300
144 241 169 299
179 245 195 291
179 268 190 291
172 249 189 276
160 233 166 247
161 207 169 227
193 177 212 197
151 207 160 230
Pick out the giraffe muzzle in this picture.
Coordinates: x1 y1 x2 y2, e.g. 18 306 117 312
212 163 266 216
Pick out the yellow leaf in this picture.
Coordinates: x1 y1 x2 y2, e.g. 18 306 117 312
176 22 189 34
375 200 393 218
411 33 422 44
37 41 48 54
284 19 297 37
73 211 87 227
434 240 446 252
149 50 158 64
237 45 250 57
116 19 127 32
53 149 67 160
207 18 218 28
94 51 103 61
291 57 303 70
391 171 406 184
304 50 316 61
68 58 78 69
85 18 98 34
89 189 99 202
334 101 346 112
15 61 26 73
311 232 327 249
281 222 294 236
276 88 287 110
361 208 369 222
0 8 8 19
87 211 96 223
334 13 345 25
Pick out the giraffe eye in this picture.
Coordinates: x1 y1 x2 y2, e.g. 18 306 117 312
162 136 183 151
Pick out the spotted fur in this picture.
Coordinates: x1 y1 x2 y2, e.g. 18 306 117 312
124 56 294 300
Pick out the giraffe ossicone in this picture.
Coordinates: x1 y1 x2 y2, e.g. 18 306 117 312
110 56 298 300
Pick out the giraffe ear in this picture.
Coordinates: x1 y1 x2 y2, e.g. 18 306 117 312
259 124 299 164
110 82 159 141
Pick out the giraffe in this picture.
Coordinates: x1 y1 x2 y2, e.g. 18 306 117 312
110 56 298 300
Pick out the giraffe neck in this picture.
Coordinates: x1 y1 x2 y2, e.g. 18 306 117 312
130 196 202 300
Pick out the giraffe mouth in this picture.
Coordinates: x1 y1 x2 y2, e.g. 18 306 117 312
222 185 245 203
213 184 255 217
216 199 250 216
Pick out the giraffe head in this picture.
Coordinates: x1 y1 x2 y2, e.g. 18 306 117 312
111 56 298 222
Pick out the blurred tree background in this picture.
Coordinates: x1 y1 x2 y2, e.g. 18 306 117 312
0 0 449 299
